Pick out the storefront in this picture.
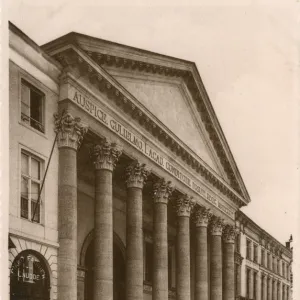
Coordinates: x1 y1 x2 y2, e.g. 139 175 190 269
10 250 50 300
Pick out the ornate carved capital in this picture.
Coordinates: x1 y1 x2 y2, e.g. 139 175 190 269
90 138 122 171
234 252 244 265
210 216 225 236
54 111 88 150
223 224 236 243
153 178 174 205
174 194 194 217
193 206 212 227
126 161 150 188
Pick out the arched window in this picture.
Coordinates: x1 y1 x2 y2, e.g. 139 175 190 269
10 250 50 300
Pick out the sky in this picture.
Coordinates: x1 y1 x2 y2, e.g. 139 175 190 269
8 0 300 245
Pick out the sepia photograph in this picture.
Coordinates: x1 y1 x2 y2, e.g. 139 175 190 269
0 1 299 300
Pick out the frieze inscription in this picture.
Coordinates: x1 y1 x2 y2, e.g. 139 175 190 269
70 89 235 219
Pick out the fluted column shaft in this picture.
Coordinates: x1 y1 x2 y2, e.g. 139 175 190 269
264 276 268 300
125 162 149 300
210 217 224 300
223 225 236 300
90 140 122 300
153 179 173 300
194 207 210 300
55 112 87 300
175 195 194 300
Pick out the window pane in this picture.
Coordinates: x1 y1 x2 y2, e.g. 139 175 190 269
21 197 28 219
31 158 40 180
30 89 43 123
21 176 29 198
31 181 40 201
31 201 40 223
21 83 30 106
21 152 29 175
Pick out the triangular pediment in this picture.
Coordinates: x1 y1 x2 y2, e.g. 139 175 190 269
41 31 251 205
106 69 228 180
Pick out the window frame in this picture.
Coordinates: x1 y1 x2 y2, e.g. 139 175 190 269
246 239 252 260
261 249 265 267
253 243 258 263
20 149 44 224
20 77 46 134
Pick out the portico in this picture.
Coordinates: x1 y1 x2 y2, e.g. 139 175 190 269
43 33 250 300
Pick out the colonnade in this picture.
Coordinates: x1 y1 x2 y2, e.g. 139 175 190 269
55 112 236 300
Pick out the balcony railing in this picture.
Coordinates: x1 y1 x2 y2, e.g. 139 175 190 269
21 113 45 133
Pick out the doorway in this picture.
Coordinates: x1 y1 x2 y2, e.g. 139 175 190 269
84 239 125 300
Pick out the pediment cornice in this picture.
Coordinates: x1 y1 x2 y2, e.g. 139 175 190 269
49 43 248 208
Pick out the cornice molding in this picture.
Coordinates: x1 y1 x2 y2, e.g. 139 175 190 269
237 211 292 259
52 46 248 207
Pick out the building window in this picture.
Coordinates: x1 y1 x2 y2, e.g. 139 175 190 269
277 259 280 275
253 244 258 263
144 241 153 283
286 265 289 280
267 253 271 269
246 239 252 260
282 262 285 278
235 233 240 253
246 268 251 298
253 271 257 299
10 250 50 299
261 249 265 266
273 256 276 273
21 150 43 223
21 79 45 133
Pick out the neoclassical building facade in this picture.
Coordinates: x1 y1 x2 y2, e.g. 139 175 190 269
8 22 292 300
234 212 293 300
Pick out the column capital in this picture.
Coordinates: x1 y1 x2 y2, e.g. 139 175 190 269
54 111 88 150
193 206 212 227
126 161 150 189
153 178 174 204
174 194 194 217
90 138 122 171
223 224 236 243
209 216 225 236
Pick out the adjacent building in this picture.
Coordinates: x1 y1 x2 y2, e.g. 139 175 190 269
235 211 293 300
8 21 292 300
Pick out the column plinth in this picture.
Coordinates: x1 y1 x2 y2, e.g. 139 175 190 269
54 112 87 300
210 216 224 300
125 162 149 300
193 206 211 300
90 139 122 300
223 225 236 300
152 179 174 300
175 194 194 300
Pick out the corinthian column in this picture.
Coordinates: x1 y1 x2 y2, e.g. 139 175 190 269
152 178 174 300
193 206 211 300
175 194 194 300
54 111 88 300
210 216 224 300
223 225 236 300
90 139 122 300
125 162 149 300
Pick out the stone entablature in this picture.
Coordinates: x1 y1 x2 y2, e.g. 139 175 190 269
45 44 249 208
